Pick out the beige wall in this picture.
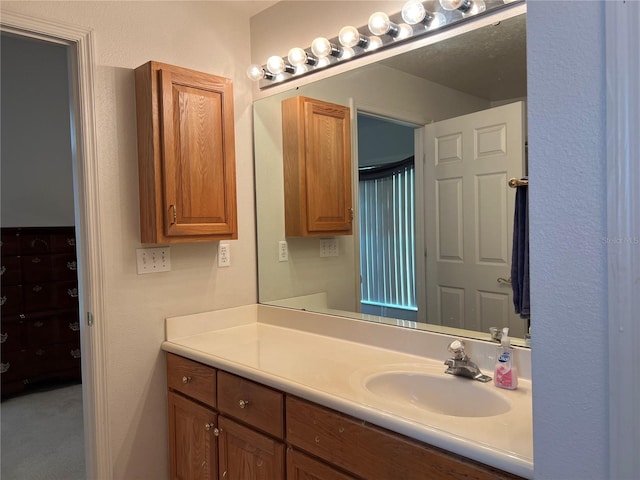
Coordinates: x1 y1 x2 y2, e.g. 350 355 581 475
1 2 257 478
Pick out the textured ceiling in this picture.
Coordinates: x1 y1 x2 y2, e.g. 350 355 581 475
380 14 527 102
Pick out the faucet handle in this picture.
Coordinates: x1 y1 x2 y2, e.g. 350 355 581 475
447 339 467 360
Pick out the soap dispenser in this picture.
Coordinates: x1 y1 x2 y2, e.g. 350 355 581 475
494 327 518 390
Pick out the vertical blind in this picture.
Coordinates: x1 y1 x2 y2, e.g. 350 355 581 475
359 157 416 311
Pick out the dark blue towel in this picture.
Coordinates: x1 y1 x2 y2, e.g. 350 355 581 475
511 183 530 319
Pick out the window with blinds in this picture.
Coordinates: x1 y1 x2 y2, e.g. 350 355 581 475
359 158 416 314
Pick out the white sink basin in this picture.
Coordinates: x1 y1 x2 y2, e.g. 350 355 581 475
364 370 511 418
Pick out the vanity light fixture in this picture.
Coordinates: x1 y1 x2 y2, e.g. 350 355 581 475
247 0 521 87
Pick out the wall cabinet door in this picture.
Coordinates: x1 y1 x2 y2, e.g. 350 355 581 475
218 416 285 480
282 96 353 237
168 391 218 480
135 61 238 244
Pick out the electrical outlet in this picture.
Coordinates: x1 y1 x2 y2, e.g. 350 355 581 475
136 247 171 274
278 240 288 262
320 238 339 257
218 243 231 267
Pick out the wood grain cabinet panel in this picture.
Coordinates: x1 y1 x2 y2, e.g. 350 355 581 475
218 416 285 480
286 396 523 480
282 96 353 237
287 448 358 480
168 391 218 480
217 371 284 438
135 61 237 244
166 353 216 409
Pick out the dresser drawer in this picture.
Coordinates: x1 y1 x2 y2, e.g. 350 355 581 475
166 353 216 408
286 396 521 480
21 253 78 283
218 371 284 438
1 255 22 286
1 285 23 315
23 280 78 312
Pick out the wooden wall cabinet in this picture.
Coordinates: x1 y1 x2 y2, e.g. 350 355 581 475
282 96 353 237
166 353 523 480
1 227 81 397
135 61 238 244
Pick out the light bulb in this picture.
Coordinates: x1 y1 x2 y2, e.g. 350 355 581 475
288 47 316 67
311 37 341 58
401 0 426 25
340 46 355 59
266 55 286 75
439 0 485 15
368 12 399 37
246 64 265 81
338 26 369 49
366 36 383 51
462 0 485 16
426 12 446 29
396 23 413 40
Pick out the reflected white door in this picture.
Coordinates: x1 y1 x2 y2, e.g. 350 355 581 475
423 102 526 337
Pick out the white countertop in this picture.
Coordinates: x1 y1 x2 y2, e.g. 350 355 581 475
162 304 533 479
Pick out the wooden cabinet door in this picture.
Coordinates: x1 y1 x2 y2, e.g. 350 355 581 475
135 61 238 243
287 448 357 480
168 391 218 480
218 416 284 480
282 96 353 237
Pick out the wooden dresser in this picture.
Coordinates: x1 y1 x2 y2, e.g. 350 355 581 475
1 226 81 397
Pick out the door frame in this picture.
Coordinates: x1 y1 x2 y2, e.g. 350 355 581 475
1 11 111 479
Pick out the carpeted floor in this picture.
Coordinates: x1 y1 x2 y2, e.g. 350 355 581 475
1 383 85 480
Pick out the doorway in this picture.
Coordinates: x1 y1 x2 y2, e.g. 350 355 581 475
1 10 109 479
1 31 85 479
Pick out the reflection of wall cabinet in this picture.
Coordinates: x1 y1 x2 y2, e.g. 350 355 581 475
135 61 238 244
282 96 353 237
1 227 81 397
166 353 522 480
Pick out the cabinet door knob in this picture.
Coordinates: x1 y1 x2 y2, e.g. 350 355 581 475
182 376 191 384
238 399 249 409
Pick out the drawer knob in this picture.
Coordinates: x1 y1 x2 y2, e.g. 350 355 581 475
182 376 192 384
238 399 250 409
205 424 221 436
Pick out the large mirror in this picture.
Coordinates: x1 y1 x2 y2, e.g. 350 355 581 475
254 6 528 344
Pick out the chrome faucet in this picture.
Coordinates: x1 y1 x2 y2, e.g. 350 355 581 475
444 339 492 383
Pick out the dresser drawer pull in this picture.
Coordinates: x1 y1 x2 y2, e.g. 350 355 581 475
182 376 192 384
67 261 77 271
0 266 5 275
70 349 81 359
30 238 49 249
0 333 7 343
0 363 9 374
35 349 45 356
31 257 42 264
69 322 80 331
0 296 6 306
68 288 78 298
67 238 76 246
33 321 44 328
33 285 43 292
205 424 221 437
238 399 250 409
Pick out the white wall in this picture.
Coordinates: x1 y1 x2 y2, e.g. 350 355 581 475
528 1 608 478
1 34 75 227
1 2 257 478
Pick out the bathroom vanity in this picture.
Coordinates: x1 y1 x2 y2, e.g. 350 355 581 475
163 305 533 479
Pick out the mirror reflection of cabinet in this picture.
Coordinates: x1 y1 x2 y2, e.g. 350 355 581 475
134 61 238 244
282 96 352 237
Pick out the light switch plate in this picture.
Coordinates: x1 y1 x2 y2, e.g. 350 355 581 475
320 238 339 257
136 247 171 274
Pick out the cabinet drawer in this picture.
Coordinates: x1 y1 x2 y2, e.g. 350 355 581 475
218 371 284 438
166 353 216 408
21 253 78 283
0 341 81 382
286 396 522 480
1 255 21 286
19 230 76 254
23 280 78 312
287 448 358 480
1 285 23 315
